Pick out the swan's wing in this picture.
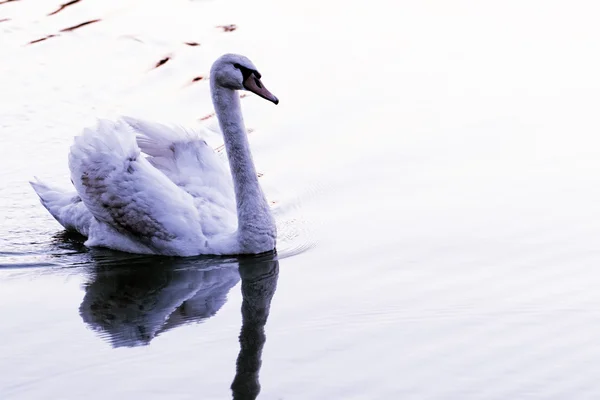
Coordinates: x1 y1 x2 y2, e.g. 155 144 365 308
122 116 236 235
30 178 92 236
68 119 206 256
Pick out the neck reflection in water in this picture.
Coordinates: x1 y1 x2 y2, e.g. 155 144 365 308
78 251 279 399
232 254 279 400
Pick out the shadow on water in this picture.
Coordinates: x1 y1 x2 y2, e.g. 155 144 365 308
78 248 279 400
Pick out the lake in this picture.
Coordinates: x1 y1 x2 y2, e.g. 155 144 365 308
2 0 600 398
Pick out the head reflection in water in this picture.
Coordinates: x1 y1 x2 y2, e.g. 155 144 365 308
78 251 279 399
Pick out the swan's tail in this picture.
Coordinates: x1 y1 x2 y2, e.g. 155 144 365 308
30 178 76 215
30 178 91 236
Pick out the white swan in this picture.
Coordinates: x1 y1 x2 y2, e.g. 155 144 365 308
31 54 279 256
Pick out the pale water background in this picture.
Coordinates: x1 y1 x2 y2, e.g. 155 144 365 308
2 0 600 399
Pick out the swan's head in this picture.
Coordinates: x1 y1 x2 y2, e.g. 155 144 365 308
210 53 279 105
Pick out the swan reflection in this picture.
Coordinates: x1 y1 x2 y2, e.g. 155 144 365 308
79 251 279 399
232 254 279 399
79 255 241 347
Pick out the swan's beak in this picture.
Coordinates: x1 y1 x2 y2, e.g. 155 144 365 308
243 73 279 105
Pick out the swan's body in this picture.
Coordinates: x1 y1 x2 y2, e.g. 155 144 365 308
31 54 279 256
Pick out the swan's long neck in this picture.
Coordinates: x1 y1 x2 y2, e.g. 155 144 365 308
211 84 275 252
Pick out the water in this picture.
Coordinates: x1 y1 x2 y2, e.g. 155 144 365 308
2 0 600 398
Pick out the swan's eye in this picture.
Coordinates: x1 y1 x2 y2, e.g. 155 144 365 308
234 63 261 84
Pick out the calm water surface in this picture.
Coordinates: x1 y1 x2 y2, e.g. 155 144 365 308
3 0 600 399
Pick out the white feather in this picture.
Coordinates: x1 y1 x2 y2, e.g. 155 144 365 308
30 178 92 236
68 119 211 255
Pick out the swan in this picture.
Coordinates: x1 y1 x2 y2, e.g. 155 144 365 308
30 54 279 256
